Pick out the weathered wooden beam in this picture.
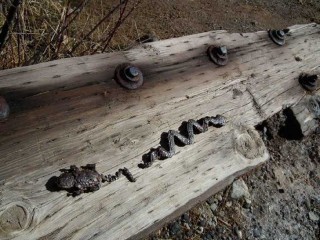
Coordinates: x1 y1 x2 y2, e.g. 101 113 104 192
0 23 319 240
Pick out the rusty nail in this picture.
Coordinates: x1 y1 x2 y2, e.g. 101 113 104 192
299 73 318 92
268 29 287 46
114 63 144 90
207 45 228 66
0 96 10 121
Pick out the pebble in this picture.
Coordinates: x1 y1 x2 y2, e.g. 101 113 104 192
198 219 206 227
196 226 204 234
204 233 213 240
183 222 191 230
308 211 319 221
181 213 190 223
236 229 243 239
169 222 181 235
208 220 215 227
253 228 261 238
226 201 232 207
210 203 218 212
186 230 193 237
244 198 252 209
207 197 219 205
231 178 251 200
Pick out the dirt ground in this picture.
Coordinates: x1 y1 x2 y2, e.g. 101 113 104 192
125 0 320 239
124 0 320 42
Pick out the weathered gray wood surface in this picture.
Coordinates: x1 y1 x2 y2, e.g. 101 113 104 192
0 23 319 240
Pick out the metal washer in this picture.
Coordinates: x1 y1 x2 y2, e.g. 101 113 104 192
114 63 144 90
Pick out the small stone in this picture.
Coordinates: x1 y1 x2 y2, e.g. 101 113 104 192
226 201 232 207
181 213 190 223
169 222 181 235
309 211 319 221
208 220 216 227
305 198 311 210
186 230 193 237
210 203 218 212
231 178 251 200
212 216 217 224
253 228 261 238
207 196 218 205
196 226 204 234
204 233 213 240
198 219 206 227
236 229 243 239
243 198 252 209
217 194 223 201
183 222 191 230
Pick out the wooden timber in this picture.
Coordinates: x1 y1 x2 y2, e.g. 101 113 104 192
0 23 319 240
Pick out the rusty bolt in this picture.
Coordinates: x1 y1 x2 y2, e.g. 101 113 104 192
299 73 318 92
0 96 10 121
268 29 287 46
114 63 144 90
207 45 228 66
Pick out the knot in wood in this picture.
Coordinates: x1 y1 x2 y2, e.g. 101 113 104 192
234 125 266 160
0 203 31 235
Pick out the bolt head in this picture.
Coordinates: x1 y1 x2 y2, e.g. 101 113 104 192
218 46 227 55
125 67 140 79
277 30 285 38
114 63 144 90
269 30 285 46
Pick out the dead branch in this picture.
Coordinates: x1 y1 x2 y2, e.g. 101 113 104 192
0 0 22 53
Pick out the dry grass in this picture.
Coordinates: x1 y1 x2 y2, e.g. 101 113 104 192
1 0 318 70
0 0 141 69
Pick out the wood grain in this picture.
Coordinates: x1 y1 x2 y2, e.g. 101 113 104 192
0 23 319 240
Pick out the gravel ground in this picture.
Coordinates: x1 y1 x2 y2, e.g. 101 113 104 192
146 110 320 239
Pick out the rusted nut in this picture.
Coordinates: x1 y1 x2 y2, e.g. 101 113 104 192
0 96 9 121
299 73 318 91
268 29 286 46
207 46 228 66
114 63 144 90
